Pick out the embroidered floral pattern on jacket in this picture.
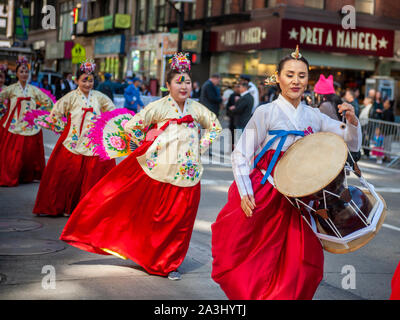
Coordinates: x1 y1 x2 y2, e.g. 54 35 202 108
146 141 161 171
175 150 200 182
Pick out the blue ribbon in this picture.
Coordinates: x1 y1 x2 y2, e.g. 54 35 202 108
254 130 305 185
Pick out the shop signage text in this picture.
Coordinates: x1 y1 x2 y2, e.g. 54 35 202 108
282 19 394 57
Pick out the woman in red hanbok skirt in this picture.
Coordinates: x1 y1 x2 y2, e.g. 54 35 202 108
0 57 53 187
33 60 116 216
60 53 222 280
390 261 400 299
211 47 362 299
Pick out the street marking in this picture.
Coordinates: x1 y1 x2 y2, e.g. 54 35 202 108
383 224 400 232
373 187 400 193
194 219 212 233
201 179 232 186
44 143 55 150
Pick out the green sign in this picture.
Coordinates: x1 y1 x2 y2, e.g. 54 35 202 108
71 43 86 64
115 14 131 29
16 8 29 40
87 15 113 33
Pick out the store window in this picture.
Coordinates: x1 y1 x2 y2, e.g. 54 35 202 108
189 1 197 20
224 0 232 15
264 0 276 7
304 0 325 10
156 0 166 31
206 0 212 17
115 0 128 14
147 0 156 32
59 1 74 41
136 0 146 34
245 0 253 11
355 0 374 15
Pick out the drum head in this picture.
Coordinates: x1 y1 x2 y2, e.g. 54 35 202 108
274 132 348 198
317 190 387 254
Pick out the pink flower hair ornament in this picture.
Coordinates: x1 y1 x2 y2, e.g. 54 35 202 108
16 56 29 68
169 52 191 74
80 59 96 74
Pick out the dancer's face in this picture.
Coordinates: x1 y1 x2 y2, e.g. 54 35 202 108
167 73 192 104
76 73 94 95
277 59 308 106
17 65 29 83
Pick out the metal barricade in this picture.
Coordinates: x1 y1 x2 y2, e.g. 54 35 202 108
361 118 400 167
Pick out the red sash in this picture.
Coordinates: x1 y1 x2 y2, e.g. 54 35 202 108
5 97 31 130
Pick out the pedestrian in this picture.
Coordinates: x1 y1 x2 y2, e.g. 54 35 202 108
228 81 253 132
0 64 7 92
33 60 116 217
140 82 151 96
240 74 259 114
61 72 77 95
54 77 63 100
316 75 361 165
359 96 373 157
382 98 395 122
60 53 222 281
191 81 201 99
371 126 384 164
0 56 53 187
381 98 395 162
39 76 53 95
343 88 360 117
371 91 384 120
222 84 233 109
124 77 144 113
211 46 361 300
96 73 115 101
199 73 222 117
314 74 341 120
29 74 40 87
225 83 241 145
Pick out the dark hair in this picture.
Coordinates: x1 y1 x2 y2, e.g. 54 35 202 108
275 54 310 93
16 63 29 74
166 69 192 84
76 68 94 81
277 54 310 75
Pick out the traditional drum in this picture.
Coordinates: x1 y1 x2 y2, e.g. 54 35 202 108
273 132 386 254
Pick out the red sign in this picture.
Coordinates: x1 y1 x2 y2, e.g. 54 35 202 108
281 19 394 57
210 20 280 52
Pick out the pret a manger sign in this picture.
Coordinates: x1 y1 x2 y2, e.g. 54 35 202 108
282 19 394 57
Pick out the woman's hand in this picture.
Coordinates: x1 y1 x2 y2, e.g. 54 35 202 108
338 102 358 127
241 195 256 218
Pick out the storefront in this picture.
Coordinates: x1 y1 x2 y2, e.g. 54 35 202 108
210 18 396 100
129 30 204 95
45 40 74 74
94 34 126 80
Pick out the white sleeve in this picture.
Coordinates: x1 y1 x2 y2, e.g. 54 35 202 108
317 108 362 152
231 106 269 197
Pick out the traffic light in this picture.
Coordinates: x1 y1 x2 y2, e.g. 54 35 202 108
187 52 200 64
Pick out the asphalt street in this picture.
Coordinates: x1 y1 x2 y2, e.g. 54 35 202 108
0 128 399 301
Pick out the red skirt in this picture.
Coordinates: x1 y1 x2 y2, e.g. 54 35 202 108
60 142 201 276
390 261 400 300
33 117 116 216
211 150 324 300
33 144 116 216
0 126 45 187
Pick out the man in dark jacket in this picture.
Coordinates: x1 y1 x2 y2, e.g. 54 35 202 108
229 82 254 132
200 74 222 117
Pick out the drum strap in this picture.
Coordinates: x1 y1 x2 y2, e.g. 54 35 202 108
254 130 305 185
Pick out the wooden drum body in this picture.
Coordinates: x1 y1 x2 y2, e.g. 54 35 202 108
273 132 386 254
